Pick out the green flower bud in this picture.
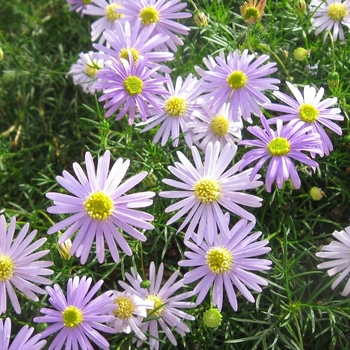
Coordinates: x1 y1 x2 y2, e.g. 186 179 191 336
193 9 208 27
293 47 309 61
203 308 222 328
327 71 340 89
57 239 72 260
140 280 151 288
0 47 3 62
294 0 307 14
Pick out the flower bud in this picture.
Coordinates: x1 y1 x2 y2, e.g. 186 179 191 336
203 308 222 328
240 0 267 24
194 9 208 27
57 239 72 260
309 187 325 201
327 71 340 89
293 47 309 61
140 280 151 288
294 0 307 14
0 47 3 62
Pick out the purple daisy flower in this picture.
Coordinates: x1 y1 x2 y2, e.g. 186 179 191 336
195 49 280 122
0 318 46 350
311 0 350 42
0 215 53 315
264 81 344 156
119 262 196 350
159 141 263 244
137 73 203 147
179 218 271 311
95 54 169 125
83 0 126 44
316 225 350 296
66 0 92 16
46 150 155 264
93 20 174 73
34 276 116 350
118 0 191 52
67 51 104 94
239 115 322 192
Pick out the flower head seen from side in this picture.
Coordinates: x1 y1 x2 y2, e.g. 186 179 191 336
187 100 243 151
119 262 196 350
67 51 104 94
195 49 280 122
311 0 350 42
93 20 174 73
0 318 46 350
46 151 155 264
179 219 272 311
0 215 53 315
240 0 267 24
159 141 263 244
119 0 191 52
34 276 116 350
83 0 126 44
264 81 344 156
239 116 322 192
316 226 350 296
66 0 92 16
96 54 169 125
109 290 154 341
137 73 203 147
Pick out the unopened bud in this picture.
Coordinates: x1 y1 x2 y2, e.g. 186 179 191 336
293 47 309 61
57 239 72 260
294 0 307 14
0 47 3 62
140 280 151 288
327 71 340 89
193 9 208 27
310 187 325 201
203 308 222 328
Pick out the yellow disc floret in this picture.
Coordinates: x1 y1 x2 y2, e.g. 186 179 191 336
206 247 233 274
85 64 100 78
298 104 320 123
194 178 221 203
0 254 14 281
146 295 165 317
328 3 348 21
105 4 123 22
62 306 83 328
227 70 248 90
114 296 135 319
119 48 140 64
140 6 160 25
267 137 291 156
124 76 143 96
210 115 230 136
84 191 114 221
165 96 187 117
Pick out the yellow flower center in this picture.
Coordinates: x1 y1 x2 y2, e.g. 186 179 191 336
62 306 83 328
328 3 348 21
243 7 260 21
203 308 223 328
227 70 248 90
140 6 160 25
124 76 143 96
267 137 291 156
210 115 230 136
119 48 140 64
105 4 123 22
206 247 233 274
84 64 100 78
298 104 320 123
0 254 14 281
165 96 187 117
114 296 135 319
194 178 221 203
146 295 165 317
84 191 114 221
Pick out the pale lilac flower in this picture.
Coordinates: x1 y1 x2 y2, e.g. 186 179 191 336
83 0 126 44
159 141 263 244
93 20 174 73
46 151 155 264
0 215 53 315
311 0 350 42
187 100 243 151
316 226 350 296
195 49 280 122
108 290 154 341
118 0 191 51
34 276 116 350
119 262 196 350
66 0 92 16
239 116 322 192
95 55 169 124
137 74 203 147
179 218 271 311
0 318 46 350
264 81 344 156
67 51 104 94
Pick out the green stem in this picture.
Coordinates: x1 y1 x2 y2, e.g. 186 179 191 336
292 313 304 350
324 30 336 71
